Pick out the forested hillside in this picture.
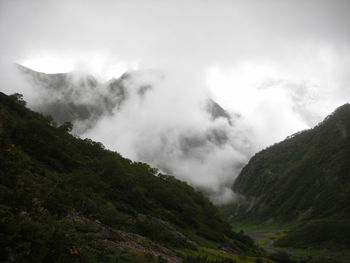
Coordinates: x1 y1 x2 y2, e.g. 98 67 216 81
232 103 350 221
225 104 350 252
0 92 257 262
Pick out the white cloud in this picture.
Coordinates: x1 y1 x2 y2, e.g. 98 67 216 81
1 0 350 203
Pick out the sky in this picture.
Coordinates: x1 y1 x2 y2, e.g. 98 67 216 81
1 0 350 203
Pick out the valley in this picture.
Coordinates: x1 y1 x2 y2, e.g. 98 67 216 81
0 92 261 263
232 222 350 263
2 85 349 262
1 1 350 262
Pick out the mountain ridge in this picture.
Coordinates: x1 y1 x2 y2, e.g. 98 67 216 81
0 91 260 262
15 64 247 204
16 64 233 133
229 103 350 222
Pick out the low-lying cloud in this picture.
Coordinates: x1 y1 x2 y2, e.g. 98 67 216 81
1 0 350 204
84 69 252 204
15 65 253 204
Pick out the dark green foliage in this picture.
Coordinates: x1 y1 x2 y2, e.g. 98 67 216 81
268 251 293 263
0 92 254 262
232 104 350 221
183 255 236 263
274 219 350 249
0 217 91 263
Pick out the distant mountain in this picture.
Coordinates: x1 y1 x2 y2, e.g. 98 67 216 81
0 92 259 262
17 64 233 134
230 104 350 222
206 99 235 124
16 64 127 134
16 64 247 203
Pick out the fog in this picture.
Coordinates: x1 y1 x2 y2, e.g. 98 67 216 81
1 0 350 203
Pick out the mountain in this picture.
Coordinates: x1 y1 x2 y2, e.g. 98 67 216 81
231 104 350 222
222 104 350 252
16 64 127 134
16 64 247 204
0 92 260 262
17 64 233 134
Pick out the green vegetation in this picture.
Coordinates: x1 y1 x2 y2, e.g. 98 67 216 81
230 223 350 263
254 239 268 246
0 92 257 262
271 247 350 263
262 232 287 241
230 220 299 232
231 103 350 221
274 219 350 250
224 104 350 254
224 104 350 260
176 247 271 263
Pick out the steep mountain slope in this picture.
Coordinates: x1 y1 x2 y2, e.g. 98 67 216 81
231 104 350 221
0 92 258 262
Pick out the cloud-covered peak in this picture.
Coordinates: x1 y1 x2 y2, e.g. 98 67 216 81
17 65 251 204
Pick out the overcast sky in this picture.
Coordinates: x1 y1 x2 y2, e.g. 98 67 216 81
1 0 349 124
1 0 350 202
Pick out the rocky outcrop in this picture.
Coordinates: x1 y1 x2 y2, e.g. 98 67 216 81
68 212 182 263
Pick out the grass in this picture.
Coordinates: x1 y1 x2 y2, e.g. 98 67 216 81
262 232 287 240
175 246 274 263
274 218 350 250
230 220 299 232
272 246 350 262
182 229 220 249
254 238 268 246
229 220 350 263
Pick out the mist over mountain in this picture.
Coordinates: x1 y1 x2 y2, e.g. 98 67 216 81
17 64 253 204
0 91 260 262
2 0 350 207
2 0 350 261
16 64 128 134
